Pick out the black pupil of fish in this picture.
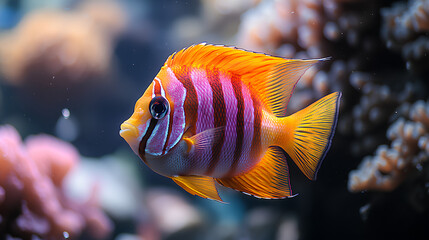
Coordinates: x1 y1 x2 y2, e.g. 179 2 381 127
150 97 168 119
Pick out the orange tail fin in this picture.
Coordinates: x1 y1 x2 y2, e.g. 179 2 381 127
278 92 341 180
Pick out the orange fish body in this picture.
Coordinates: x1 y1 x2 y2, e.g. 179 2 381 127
120 43 341 201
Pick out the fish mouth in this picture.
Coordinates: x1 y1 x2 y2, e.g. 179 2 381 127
120 122 139 153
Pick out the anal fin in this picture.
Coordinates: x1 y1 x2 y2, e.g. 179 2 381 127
171 175 223 202
217 147 292 199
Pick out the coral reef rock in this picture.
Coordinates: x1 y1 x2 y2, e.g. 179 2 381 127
381 0 429 72
0 0 126 88
0 125 112 239
348 99 429 192
344 73 417 156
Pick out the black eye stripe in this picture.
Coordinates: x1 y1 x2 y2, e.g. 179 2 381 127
139 118 158 160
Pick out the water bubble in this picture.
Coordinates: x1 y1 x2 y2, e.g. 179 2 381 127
63 231 69 239
62 108 70 119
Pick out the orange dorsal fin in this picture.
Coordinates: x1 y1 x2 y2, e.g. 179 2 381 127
171 175 223 202
165 43 324 117
216 146 293 199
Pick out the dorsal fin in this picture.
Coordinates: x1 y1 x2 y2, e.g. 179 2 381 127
164 43 324 117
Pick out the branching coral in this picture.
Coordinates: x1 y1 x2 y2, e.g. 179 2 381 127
348 99 429 192
341 72 420 156
381 0 429 72
0 125 112 239
236 0 377 57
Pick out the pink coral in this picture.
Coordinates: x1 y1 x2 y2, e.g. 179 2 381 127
0 125 112 239
25 134 79 186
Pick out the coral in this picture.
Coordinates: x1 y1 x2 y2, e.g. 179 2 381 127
0 11 107 86
236 0 377 58
0 0 126 90
348 99 429 192
77 0 127 37
341 72 419 156
0 0 128 127
381 0 429 72
0 125 112 239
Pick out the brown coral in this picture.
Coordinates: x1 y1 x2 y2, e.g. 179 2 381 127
0 0 126 88
0 125 112 239
0 11 108 87
381 0 429 72
236 0 376 57
342 73 419 156
348 100 429 192
78 0 127 37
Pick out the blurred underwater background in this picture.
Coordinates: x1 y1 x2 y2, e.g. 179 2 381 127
0 0 428 239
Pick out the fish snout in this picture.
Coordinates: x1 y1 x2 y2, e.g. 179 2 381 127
120 121 139 154
120 121 138 139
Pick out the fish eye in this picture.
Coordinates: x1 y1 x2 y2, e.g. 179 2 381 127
149 96 169 119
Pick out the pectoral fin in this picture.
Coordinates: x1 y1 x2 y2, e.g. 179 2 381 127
171 175 223 202
183 127 225 154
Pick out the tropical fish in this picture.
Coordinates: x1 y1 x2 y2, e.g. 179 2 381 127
120 43 341 202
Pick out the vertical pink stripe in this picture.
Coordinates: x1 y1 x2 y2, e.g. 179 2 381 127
213 72 237 177
164 67 186 153
235 84 255 174
191 69 215 133
190 68 214 172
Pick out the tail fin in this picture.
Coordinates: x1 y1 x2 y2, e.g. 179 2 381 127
278 92 341 180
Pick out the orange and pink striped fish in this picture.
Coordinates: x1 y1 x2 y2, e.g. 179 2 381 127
120 43 341 202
